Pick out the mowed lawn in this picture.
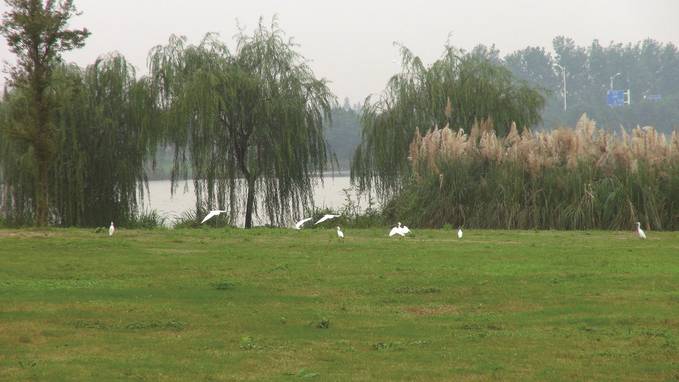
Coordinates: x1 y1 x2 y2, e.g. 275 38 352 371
0 228 678 381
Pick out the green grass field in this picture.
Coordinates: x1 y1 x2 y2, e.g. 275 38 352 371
1 228 678 381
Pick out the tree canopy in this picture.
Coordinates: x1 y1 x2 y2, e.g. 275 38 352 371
504 37 679 131
0 0 90 226
0 54 159 226
148 19 335 228
351 44 545 197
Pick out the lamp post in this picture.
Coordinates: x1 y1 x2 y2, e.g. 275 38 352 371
555 64 567 112
609 72 621 90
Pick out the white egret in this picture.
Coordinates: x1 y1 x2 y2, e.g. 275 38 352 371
201 210 227 224
389 225 404 237
636 222 646 239
457 227 463 239
315 214 340 225
109 222 115 236
294 217 313 230
337 226 344 239
389 222 411 237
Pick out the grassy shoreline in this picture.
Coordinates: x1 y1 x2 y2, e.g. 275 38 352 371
1 228 677 380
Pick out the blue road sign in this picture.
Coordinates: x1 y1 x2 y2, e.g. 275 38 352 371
607 90 625 107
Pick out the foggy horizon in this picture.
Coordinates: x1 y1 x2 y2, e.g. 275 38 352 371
1 0 678 103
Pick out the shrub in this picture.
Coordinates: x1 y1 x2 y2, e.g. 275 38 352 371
126 209 167 229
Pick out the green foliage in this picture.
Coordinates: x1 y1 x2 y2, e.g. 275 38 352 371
173 202 234 229
1 55 160 227
172 210 202 229
149 18 335 228
125 210 167 229
505 37 679 131
302 187 382 229
0 0 90 226
316 318 330 329
352 43 545 197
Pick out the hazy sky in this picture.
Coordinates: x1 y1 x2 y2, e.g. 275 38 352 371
1 0 678 102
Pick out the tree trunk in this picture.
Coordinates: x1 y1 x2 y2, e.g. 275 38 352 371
34 82 50 227
244 176 256 229
36 158 49 226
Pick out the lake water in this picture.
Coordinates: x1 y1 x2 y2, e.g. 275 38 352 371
142 176 371 226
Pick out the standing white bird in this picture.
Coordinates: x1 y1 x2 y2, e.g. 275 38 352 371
636 222 646 239
457 227 463 239
294 217 313 230
400 223 411 235
201 210 227 224
336 226 344 239
315 214 340 225
109 222 115 236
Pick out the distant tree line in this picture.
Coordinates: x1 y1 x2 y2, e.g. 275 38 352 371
502 37 679 132
324 98 362 171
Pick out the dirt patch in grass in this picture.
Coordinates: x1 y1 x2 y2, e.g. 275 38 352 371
402 304 460 317
0 230 58 238
496 301 542 313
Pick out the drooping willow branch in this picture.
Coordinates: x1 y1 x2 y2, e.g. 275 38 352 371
148 18 335 228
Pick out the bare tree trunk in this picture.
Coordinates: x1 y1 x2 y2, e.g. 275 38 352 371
244 176 256 228
36 157 49 226
34 87 50 227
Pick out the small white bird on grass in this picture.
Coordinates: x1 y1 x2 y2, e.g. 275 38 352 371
294 217 313 230
457 227 463 239
636 222 646 239
109 222 115 236
389 225 404 237
389 222 411 237
315 214 340 225
201 210 227 224
336 226 344 239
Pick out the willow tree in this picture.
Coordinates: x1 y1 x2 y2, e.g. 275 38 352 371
351 44 545 197
1 55 159 226
0 87 36 225
149 19 334 228
0 0 90 226
50 55 159 226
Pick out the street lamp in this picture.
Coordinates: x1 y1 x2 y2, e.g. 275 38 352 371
555 64 567 112
609 72 621 90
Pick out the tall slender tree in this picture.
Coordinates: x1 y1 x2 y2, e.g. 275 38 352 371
0 0 90 226
149 19 334 228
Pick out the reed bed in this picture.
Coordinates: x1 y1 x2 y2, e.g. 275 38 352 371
389 115 679 230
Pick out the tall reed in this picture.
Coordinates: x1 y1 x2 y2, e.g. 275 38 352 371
389 115 679 230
